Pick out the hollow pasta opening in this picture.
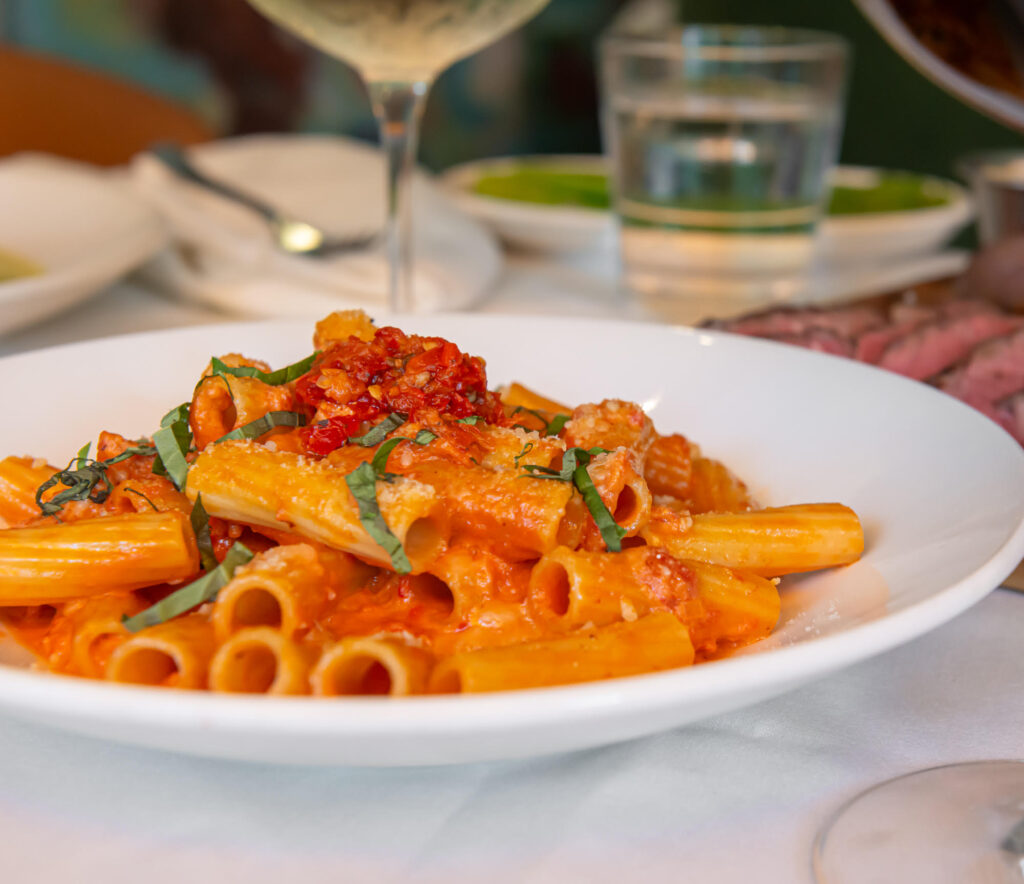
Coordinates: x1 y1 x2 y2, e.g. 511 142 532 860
86 632 124 672
221 643 279 693
621 535 648 550
323 655 393 696
404 516 445 565
231 587 283 631
614 485 639 524
114 647 179 686
534 560 571 617
412 574 455 617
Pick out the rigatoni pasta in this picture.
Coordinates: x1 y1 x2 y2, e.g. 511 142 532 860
0 310 863 694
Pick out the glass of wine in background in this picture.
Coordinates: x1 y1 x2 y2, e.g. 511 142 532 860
245 0 551 312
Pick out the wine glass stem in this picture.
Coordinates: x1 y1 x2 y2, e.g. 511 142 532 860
368 81 429 315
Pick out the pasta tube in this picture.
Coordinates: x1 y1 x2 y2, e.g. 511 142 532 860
581 448 651 546
106 613 214 688
687 457 755 513
212 543 328 642
209 627 313 694
528 546 703 629
408 461 582 560
188 440 449 572
190 354 297 449
0 456 55 528
642 503 864 577
66 593 147 678
564 400 655 462
685 560 781 652
313 309 376 349
643 434 693 500
0 512 199 605
429 611 695 693
499 382 570 415
311 636 432 696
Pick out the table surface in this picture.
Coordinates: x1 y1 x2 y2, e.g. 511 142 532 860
1 259 1021 884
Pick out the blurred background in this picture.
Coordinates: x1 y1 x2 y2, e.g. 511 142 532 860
0 0 1018 176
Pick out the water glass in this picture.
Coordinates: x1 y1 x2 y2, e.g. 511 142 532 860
599 25 848 320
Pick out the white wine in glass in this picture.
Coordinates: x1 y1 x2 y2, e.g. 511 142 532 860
246 0 551 312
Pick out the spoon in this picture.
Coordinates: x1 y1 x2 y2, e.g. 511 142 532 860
150 143 378 258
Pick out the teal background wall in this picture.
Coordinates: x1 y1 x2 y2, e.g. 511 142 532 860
2 0 1020 177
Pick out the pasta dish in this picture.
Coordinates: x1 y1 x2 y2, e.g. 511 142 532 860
0 311 863 695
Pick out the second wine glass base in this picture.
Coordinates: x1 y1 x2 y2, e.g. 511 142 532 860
814 761 1024 884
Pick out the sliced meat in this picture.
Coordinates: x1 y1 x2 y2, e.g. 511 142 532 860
855 310 932 363
772 328 855 358
876 312 1024 380
705 304 885 340
939 326 1024 408
993 390 1024 445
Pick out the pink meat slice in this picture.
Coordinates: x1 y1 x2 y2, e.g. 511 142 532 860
708 305 885 340
939 327 1024 408
877 312 1024 380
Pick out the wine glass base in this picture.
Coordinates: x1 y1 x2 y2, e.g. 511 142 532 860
814 761 1024 884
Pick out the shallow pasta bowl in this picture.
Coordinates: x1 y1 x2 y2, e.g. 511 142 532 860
0 315 1023 766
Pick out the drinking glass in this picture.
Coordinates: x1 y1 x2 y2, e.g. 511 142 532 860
245 0 551 312
814 761 1024 883
599 25 848 321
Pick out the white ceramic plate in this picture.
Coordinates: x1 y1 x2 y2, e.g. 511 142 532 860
442 156 972 265
2 315 1023 766
0 154 166 337
132 135 501 315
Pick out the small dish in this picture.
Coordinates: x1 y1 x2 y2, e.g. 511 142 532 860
442 156 972 265
0 154 166 336
820 165 972 266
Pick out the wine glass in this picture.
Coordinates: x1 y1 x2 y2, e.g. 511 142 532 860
245 0 551 313
814 760 1024 882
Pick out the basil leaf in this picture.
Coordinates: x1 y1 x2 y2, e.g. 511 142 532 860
344 462 412 574
513 441 535 468
457 416 482 425
368 430 436 479
153 422 191 491
215 411 307 443
521 446 625 551
572 462 627 553
74 442 91 470
544 414 570 436
349 413 406 447
160 402 191 428
369 436 405 480
122 542 254 633
190 494 217 572
123 487 158 511
210 353 317 386
35 444 157 517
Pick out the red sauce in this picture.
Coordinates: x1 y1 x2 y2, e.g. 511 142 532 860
296 327 507 456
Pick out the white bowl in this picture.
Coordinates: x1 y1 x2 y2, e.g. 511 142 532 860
0 154 166 337
0 315 1022 766
442 156 972 268
440 154 614 254
819 165 973 266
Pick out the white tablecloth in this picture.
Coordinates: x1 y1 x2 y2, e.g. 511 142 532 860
1 262 1021 884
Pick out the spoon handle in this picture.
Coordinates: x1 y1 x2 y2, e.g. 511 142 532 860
151 144 281 223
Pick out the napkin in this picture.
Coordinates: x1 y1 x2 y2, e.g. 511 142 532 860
130 135 502 316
